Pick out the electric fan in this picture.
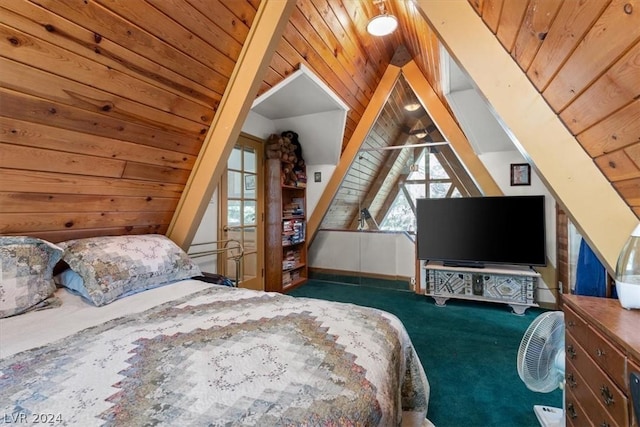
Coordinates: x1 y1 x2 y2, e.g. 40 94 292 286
517 311 565 427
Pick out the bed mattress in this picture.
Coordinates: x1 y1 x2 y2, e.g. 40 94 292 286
0 281 430 426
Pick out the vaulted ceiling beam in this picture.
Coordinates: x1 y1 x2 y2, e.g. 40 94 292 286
435 146 482 197
375 179 403 226
431 149 466 196
348 115 426 229
401 60 501 197
167 1 295 250
307 64 401 243
415 0 636 273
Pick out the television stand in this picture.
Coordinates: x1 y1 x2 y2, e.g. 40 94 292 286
422 262 539 315
442 261 485 269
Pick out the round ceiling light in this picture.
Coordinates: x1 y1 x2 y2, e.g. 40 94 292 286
404 102 421 112
367 14 398 36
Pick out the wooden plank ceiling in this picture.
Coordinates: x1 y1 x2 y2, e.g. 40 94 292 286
0 0 638 241
469 0 640 217
0 0 442 241
321 73 479 230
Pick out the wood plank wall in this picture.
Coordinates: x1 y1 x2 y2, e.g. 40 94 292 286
0 0 260 242
1 0 448 242
260 0 403 151
5 0 637 251
470 0 640 219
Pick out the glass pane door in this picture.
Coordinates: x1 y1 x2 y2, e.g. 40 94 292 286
220 135 263 290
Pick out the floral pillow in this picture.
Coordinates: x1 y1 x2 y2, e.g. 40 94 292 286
0 236 64 318
58 234 202 307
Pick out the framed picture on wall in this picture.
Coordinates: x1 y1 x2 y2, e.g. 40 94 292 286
244 174 256 191
510 163 531 186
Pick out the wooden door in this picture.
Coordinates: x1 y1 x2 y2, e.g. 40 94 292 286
220 134 264 290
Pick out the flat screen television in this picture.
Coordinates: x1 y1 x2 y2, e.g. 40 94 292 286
416 195 546 268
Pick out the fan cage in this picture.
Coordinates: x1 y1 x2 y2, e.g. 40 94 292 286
517 311 565 393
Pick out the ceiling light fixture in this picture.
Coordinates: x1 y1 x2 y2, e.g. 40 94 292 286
404 102 421 112
367 0 398 37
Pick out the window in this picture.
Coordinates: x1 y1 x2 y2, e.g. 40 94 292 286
380 151 465 231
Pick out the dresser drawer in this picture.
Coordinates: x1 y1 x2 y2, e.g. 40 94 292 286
566 331 630 426
565 305 589 347
586 324 627 392
565 356 619 427
565 302 627 403
565 381 595 427
629 359 640 427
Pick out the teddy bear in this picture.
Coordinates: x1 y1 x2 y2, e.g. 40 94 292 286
281 164 298 186
281 130 305 172
265 133 286 159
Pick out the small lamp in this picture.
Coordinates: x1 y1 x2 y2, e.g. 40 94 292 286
367 1 398 37
614 224 640 309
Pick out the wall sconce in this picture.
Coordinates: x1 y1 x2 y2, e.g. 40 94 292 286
367 0 398 36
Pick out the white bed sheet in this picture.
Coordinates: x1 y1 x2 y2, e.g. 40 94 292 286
0 279 210 358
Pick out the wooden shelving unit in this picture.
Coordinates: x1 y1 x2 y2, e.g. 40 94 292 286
265 158 308 292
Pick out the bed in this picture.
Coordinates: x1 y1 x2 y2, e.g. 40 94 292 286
0 235 430 426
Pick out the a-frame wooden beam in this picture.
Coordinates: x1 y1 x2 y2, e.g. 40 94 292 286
167 1 295 250
401 60 501 197
347 116 424 229
415 0 637 273
307 64 401 243
435 146 482 197
375 169 408 226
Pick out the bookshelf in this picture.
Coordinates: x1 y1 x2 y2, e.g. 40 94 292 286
265 158 308 292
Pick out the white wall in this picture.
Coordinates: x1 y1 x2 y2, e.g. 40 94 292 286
478 150 557 305
188 188 219 273
309 230 416 279
241 110 338 220
443 56 558 306
273 110 346 165
241 110 276 140
305 164 336 218
190 107 342 271
479 150 557 266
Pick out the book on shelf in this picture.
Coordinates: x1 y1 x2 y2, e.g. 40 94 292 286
282 271 292 286
282 219 305 245
283 248 302 270
283 198 304 217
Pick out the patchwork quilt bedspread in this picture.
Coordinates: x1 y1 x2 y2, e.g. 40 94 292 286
0 285 429 426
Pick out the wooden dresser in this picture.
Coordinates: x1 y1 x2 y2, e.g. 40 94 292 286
562 294 640 427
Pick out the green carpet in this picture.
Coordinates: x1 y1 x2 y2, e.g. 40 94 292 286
288 279 562 427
